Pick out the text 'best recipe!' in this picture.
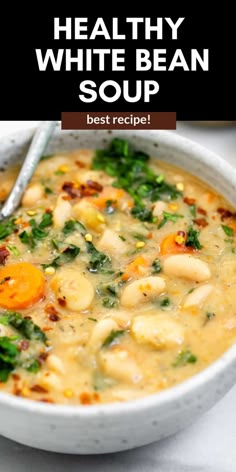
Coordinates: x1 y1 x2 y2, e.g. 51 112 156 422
61 112 176 130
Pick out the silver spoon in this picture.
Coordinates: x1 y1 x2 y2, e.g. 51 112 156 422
0 121 56 221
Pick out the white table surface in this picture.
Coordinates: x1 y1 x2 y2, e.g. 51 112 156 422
0 121 236 472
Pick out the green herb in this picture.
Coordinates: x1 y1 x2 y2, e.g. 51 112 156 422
102 329 125 348
185 227 202 250
40 154 54 161
204 312 216 325
19 230 32 246
190 204 197 217
19 212 53 248
172 350 197 367
26 359 41 373
55 169 65 176
221 224 234 237
42 244 80 270
131 205 153 222
160 297 170 308
6 245 20 256
224 238 234 244
0 311 47 343
0 219 17 241
96 281 120 300
0 336 19 382
51 239 61 250
106 285 118 296
132 233 147 241
188 288 195 294
152 258 162 274
119 235 126 241
44 186 53 195
88 317 97 322
158 212 184 229
38 212 53 229
86 241 111 273
93 139 181 222
156 174 164 184
102 298 117 308
93 370 116 391
63 219 86 236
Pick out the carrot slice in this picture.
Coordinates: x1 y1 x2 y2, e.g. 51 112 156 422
0 262 45 309
160 234 193 256
122 255 149 280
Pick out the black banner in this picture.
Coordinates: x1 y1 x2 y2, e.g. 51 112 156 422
0 9 234 120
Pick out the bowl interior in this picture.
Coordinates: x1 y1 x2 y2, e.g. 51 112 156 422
0 126 236 416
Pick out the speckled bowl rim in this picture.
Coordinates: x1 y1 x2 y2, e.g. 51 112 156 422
0 127 236 418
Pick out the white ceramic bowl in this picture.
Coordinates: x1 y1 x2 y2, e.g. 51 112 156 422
1 126 236 454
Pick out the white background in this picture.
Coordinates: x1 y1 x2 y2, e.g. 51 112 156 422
0 121 236 471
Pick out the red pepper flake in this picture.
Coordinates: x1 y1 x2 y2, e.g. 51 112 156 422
197 207 207 216
62 181 81 199
12 373 20 381
19 340 30 351
86 180 103 192
80 184 98 197
45 304 58 316
75 160 86 168
0 246 10 265
49 313 60 322
217 207 236 221
13 387 22 396
177 230 186 237
93 392 100 402
39 398 54 403
30 384 48 394
79 392 92 405
58 297 66 307
38 352 48 364
193 218 208 228
183 197 196 205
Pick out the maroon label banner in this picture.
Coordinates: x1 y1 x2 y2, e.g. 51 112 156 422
61 112 176 130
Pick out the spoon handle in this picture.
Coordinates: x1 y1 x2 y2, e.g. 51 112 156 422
0 121 56 221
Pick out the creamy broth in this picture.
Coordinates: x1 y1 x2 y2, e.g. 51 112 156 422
0 138 236 405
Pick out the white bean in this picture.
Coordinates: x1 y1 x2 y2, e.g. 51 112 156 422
131 314 184 349
76 170 114 186
35 155 69 177
51 268 94 311
152 201 168 217
99 347 142 384
183 284 213 308
73 200 105 232
97 228 127 256
21 183 44 207
53 194 72 229
163 254 211 282
88 318 119 352
46 354 65 374
40 371 62 390
120 276 166 307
